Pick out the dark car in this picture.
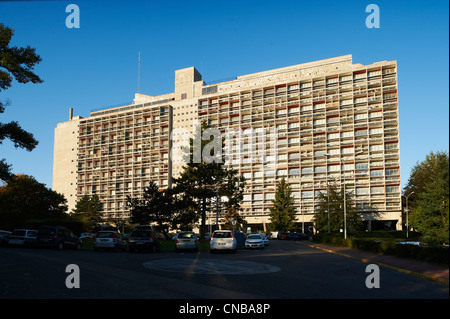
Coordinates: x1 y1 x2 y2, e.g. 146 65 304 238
128 228 160 252
292 233 309 241
278 232 288 240
0 230 11 246
37 226 82 250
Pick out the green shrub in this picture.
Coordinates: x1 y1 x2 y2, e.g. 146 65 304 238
312 233 449 265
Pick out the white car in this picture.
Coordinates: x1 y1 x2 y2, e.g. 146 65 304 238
210 230 237 253
260 233 269 246
175 231 198 252
245 233 265 249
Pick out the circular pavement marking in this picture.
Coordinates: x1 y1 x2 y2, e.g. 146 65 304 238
143 258 280 275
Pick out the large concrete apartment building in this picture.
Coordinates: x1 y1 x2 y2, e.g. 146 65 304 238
53 54 402 231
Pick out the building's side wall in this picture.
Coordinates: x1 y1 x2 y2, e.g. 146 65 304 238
53 118 80 212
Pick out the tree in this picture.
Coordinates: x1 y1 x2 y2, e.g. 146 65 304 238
313 182 363 233
71 194 102 232
406 151 449 245
173 121 244 239
268 178 297 232
0 174 67 230
127 181 196 237
221 169 246 231
0 23 42 181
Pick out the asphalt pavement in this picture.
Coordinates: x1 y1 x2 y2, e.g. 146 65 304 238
0 240 448 300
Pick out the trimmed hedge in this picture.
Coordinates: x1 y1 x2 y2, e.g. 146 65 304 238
312 232 449 265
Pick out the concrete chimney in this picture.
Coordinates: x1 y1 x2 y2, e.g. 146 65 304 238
69 108 73 120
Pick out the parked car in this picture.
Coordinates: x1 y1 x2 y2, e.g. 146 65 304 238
397 241 428 247
260 233 269 245
8 229 38 247
94 231 127 251
292 233 309 241
128 228 160 252
37 226 82 250
80 232 96 239
245 233 265 249
278 232 288 240
0 230 11 246
210 230 237 253
175 231 198 252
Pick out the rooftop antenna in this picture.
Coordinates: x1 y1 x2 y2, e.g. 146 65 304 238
137 51 141 93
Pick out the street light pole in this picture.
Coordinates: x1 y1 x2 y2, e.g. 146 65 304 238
403 191 414 239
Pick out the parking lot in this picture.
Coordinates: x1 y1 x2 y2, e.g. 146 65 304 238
1 239 448 300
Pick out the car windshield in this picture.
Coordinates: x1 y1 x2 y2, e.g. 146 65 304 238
213 232 232 238
131 230 151 237
178 232 195 239
97 232 114 238
247 235 261 240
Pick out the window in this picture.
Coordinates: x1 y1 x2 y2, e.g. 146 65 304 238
369 128 383 135
328 165 340 172
302 167 313 174
355 113 368 120
370 170 383 177
314 166 326 173
202 85 218 95
302 191 313 198
289 169 300 175
356 188 369 195
342 164 354 171
371 187 384 194
386 169 398 176
342 147 354 154
369 111 382 118
277 169 287 176
265 170 275 177
370 144 383 152
356 163 369 170
329 148 340 156
328 133 339 140
386 186 399 193
253 194 263 200
265 193 275 200
253 171 263 178
314 119 326 125
385 143 398 150
341 131 353 138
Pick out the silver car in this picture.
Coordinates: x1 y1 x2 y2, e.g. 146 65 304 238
210 230 237 253
94 231 127 251
175 231 198 252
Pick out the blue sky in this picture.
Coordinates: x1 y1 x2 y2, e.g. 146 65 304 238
0 0 448 190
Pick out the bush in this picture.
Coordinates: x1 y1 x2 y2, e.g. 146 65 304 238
312 233 448 265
